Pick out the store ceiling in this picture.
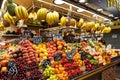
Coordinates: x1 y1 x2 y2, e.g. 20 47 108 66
64 0 120 20
88 0 120 19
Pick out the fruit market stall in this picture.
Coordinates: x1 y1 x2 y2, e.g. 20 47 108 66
0 0 120 80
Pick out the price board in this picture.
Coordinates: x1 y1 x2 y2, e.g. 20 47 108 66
41 59 51 70
66 52 73 60
23 30 33 38
46 37 53 42
7 62 18 75
54 52 62 61
33 36 42 44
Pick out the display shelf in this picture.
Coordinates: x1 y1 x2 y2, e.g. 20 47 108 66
72 56 120 80
2 34 20 37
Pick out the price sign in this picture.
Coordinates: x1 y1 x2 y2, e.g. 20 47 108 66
72 47 76 54
53 34 63 40
24 30 33 38
58 34 63 40
41 59 51 69
33 36 42 44
66 52 73 60
46 37 53 42
7 62 18 75
54 53 62 61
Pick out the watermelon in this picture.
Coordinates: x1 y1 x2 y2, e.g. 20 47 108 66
7 3 16 16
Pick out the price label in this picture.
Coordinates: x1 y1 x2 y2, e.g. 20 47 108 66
46 37 53 42
41 59 51 69
7 62 18 75
33 36 42 44
54 53 62 61
66 52 73 60
53 34 63 40
72 47 76 54
24 30 33 38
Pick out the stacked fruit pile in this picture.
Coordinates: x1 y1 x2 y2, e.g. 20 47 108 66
34 43 48 61
51 61 68 80
43 66 58 80
12 40 43 80
46 41 57 60
61 58 83 79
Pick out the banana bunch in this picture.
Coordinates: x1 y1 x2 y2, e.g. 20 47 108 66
46 11 59 25
77 18 84 28
3 12 15 24
46 12 54 25
53 11 59 22
91 23 99 33
102 27 111 33
15 6 28 20
37 8 47 21
85 22 95 32
28 11 37 20
0 22 6 31
58 16 67 26
69 18 76 26
99 24 105 31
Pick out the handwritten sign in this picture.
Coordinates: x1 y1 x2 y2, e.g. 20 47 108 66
33 36 42 44
7 62 18 75
46 37 53 42
54 53 62 61
66 52 73 60
41 59 51 69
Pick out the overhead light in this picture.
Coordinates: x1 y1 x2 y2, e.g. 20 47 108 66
114 17 118 19
79 0 86 3
97 8 103 12
85 3 88 5
54 0 64 5
77 8 85 12
109 14 114 17
92 14 97 18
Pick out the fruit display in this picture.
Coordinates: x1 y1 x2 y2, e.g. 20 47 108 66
0 3 117 80
0 36 119 80
14 6 28 20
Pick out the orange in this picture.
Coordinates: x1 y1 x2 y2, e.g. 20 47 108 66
62 53 66 58
1 67 7 72
58 45 63 50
